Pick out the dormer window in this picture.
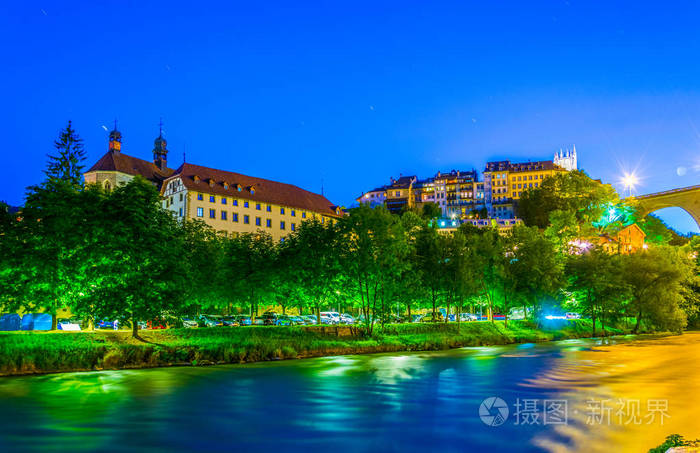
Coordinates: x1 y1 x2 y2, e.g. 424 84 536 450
223 182 229 190
249 186 256 195
193 175 200 183
209 178 215 188
236 184 242 192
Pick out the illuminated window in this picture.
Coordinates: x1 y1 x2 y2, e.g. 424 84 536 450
196 207 203 217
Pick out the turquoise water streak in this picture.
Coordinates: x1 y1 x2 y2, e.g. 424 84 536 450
1 333 699 452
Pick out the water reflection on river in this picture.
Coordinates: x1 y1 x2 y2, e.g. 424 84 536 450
1 333 699 452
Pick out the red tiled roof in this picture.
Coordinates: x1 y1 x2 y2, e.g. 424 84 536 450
166 163 341 217
86 151 174 184
485 160 564 173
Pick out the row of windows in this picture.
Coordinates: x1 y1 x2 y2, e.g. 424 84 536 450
512 182 538 190
511 174 544 182
195 207 298 231
194 193 306 218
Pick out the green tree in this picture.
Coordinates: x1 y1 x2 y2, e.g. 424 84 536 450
45 121 86 187
461 225 503 322
566 248 625 335
281 219 344 322
88 177 188 337
518 170 619 229
621 246 694 333
421 202 442 220
341 205 408 334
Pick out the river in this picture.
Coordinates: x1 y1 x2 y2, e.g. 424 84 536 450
1 332 699 452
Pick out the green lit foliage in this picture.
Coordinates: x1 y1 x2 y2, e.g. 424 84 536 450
280 218 344 321
518 170 619 229
421 202 442 220
621 246 695 333
221 232 276 317
180 220 227 314
341 204 409 334
566 248 625 336
85 177 188 336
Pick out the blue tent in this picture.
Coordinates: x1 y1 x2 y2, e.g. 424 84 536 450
21 313 53 331
0 313 21 331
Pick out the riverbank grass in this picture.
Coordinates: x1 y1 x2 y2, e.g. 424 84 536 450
0 319 624 376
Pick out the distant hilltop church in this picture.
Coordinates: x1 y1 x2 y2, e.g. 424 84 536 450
553 146 578 172
84 124 342 241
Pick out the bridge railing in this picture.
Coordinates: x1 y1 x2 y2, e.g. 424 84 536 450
634 184 700 199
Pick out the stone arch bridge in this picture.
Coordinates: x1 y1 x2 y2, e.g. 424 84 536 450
632 184 700 228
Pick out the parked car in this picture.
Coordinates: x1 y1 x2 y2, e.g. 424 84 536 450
236 315 252 326
301 315 318 325
198 315 222 328
340 313 355 324
320 312 340 325
261 312 281 326
459 313 478 322
566 312 582 320
288 316 305 326
411 314 423 323
97 319 119 330
57 318 81 331
252 317 265 325
222 316 240 327
182 318 198 328
420 312 444 323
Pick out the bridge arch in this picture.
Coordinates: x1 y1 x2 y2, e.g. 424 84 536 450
632 185 700 230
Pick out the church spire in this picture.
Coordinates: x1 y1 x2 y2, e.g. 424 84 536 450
108 119 122 154
153 118 168 171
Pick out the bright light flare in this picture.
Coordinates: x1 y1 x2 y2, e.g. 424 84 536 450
620 171 639 197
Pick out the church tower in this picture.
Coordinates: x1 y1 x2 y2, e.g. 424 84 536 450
153 121 168 171
554 145 578 171
108 121 122 154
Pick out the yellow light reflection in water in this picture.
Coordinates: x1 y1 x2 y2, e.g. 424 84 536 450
523 332 700 453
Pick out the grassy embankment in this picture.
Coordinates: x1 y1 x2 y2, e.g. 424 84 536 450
0 319 627 377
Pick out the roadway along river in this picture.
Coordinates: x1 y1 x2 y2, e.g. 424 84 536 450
1 332 700 452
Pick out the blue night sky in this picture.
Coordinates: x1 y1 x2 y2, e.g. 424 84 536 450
1 1 699 233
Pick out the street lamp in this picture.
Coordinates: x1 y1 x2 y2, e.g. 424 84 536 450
621 172 638 197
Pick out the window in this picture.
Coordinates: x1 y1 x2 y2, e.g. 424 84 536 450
535 183 539 187
266 205 271 212
280 207 285 215
233 213 239 222
280 221 285 230
221 197 227 205
221 211 227 221
210 195 215 203
266 219 272 228
179 207 183 217
512 184 516 189
256 203 261 210
197 207 204 217
209 209 216 219
244 215 250 224
291 223 296 231
302 212 306 219
179 194 183 202
233 199 238 206
255 217 261 226
395 191 401 197
197 193 203 201
244 201 249 208
321 217 325 224
291 210 296 217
